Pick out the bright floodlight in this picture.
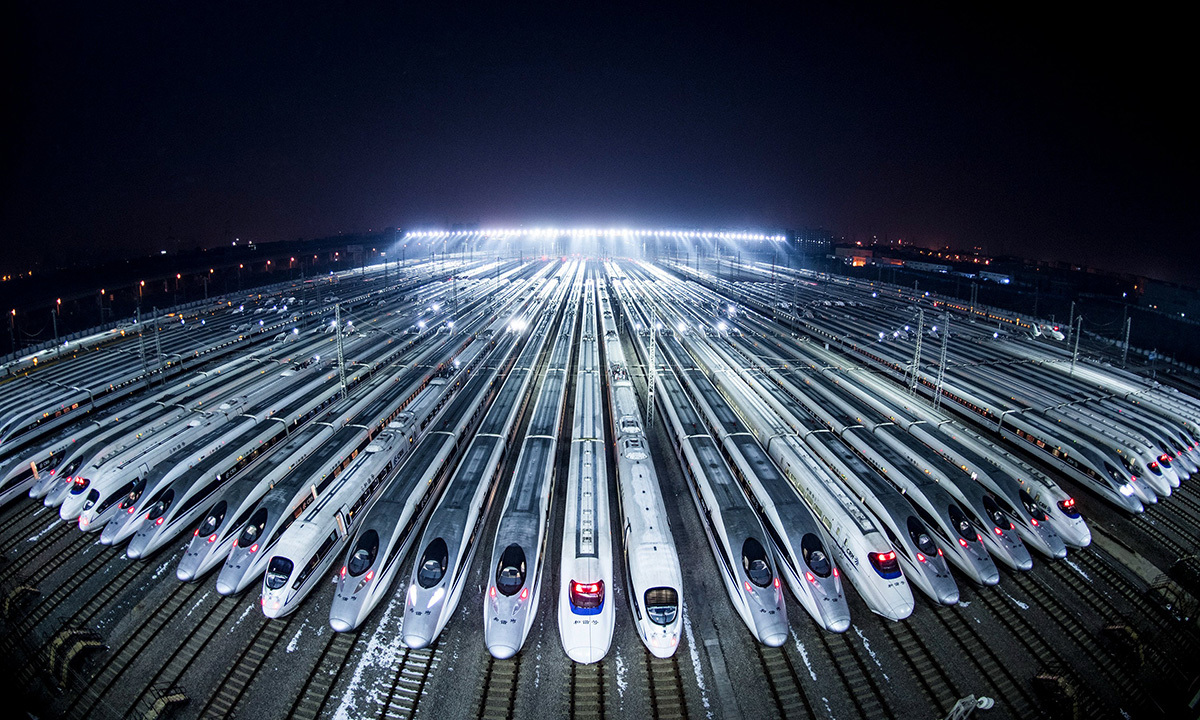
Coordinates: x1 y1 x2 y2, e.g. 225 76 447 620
677 322 687 334
717 322 727 333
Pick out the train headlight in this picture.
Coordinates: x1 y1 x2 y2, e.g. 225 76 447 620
1119 483 1136 497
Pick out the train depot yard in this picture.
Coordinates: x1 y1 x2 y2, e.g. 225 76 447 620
2 235 1199 720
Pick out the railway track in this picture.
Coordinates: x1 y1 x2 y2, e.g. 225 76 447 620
1170 484 1200 517
1128 513 1191 559
753 643 816 719
567 660 605 720
973 585 1118 719
876 617 961 715
1146 500 1200 548
372 643 439 719
813 626 895 720
286 630 360 720
1 528 94 593
0 504 63 556
0 520 80 581
929 602 1042 718
60 581 202 718
476 652 522 720
197 613 297 719
645 654 687 720
119 592 244 717
1007 571 1160 715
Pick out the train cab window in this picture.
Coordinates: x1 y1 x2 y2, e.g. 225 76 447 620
644 587 679 626
741 537 773 587
496 544 527 597
119 478 146 510
265 557 293 590
416 537 448 588
83 489 100 511
906 517 939 557
800 533 832 577
981 495 1010 530
1018 490 1047 522
197 502 228 538
238 508 269 547
947 504 976 541
147 489 175 521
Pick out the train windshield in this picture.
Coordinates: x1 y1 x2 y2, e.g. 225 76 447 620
69 477 90 495
147 489 175 521
349 530 380 578
197 501 228 537
644 587 679 626
238 508 269 547
742 537 773 587
416 537 448 588
495 544 526 597
906 517 939 556
83 489 100 511
981 495 1010 530
1018 490 1047 522
265 557 293 590
947 504 977 541
119 478 146 510
800 533 832 577
869 550 902 579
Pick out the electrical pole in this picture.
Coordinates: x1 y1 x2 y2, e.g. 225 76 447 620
153 307 163 372
335 303 347 399
1070 315 1082 376
934 312 950 409
909 307 925 395
1067 301 1075 341
646 317 658 428
1122 317 1132 369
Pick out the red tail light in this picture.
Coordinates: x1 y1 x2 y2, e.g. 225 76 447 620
519 587 529 601
489 586 497 598
340 566 347 578
833 567 840 577
207 533 217 543
248 543 259 553
365 570 374 582
744 580 753 593
774 577 781 589
194 528 200 537
876 551 896 562
916 552 927 563
1160 454 1170 464
958 538 969 548
155 517 165 526
993 527 1003 536
805 571 815 583
1031 518 1039 527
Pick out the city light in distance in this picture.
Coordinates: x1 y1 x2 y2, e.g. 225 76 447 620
402 227 787 242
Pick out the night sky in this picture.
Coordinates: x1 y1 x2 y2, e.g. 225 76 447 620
3 4 1195 284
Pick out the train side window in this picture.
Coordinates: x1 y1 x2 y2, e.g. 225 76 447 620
416 537 449 588
741 537 773 587
644 587 678 626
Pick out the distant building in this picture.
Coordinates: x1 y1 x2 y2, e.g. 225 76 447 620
791 228 833 255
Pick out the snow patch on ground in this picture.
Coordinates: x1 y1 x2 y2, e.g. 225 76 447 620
230 602 256 632
614 651 627 698
331 591 406 720
27 520 59 543
681 601 711 718
151 559 172 579
852 625 888 682
792 632 817 681
1002 591 1030 610
1065 559 1090 581
185 591 210 619
287 625 304 653
822 696 837 719
958 600 971 608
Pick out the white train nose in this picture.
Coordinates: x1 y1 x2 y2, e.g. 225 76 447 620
760 631 788 648
488 643 518 660
402 633 430 649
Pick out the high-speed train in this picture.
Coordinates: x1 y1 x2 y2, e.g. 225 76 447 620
557 281 615 664
677 331 909 622
397 269 563 645
728 337 1000 586
597 277 684 658
216 320 469 595
89 353 335 541
654 360 788 646
483 264 582 659
327 282 537 632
